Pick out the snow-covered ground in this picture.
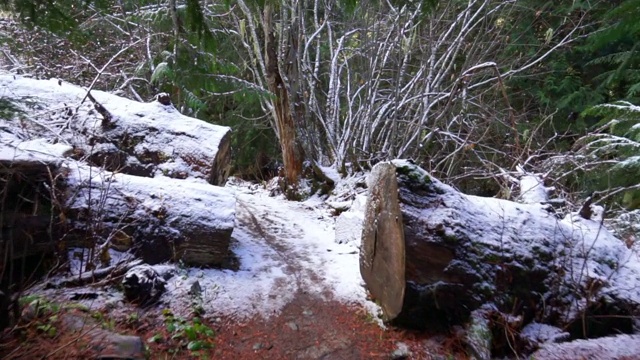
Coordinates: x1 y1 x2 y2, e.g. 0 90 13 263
162 178 380 320
34 176 380 322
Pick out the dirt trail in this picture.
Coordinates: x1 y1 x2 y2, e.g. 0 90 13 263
208 195 451 359
212 198 395 359
237 198 327 296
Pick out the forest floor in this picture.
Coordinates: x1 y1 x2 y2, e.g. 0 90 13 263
0 180 466 359
199 189 464 359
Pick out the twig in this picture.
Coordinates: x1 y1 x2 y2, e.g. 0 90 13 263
79 39 143 106
76 39 145 126
48 259 142 288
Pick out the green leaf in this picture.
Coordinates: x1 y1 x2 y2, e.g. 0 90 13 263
184 325 198 341
47 326 57 337
166 322 177 333
147 333 163 343
187 340 206 351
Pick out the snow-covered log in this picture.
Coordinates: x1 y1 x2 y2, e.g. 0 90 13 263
64 164 235 267
1 73 238 270
531 334 640 360
361 160 640 350
0 73 231 185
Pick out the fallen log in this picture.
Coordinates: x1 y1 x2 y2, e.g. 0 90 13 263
64 164 236 267
360 160 640 345
0 74 232 185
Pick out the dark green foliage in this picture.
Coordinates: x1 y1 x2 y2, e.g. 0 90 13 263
4 0 79 34
558 102 640 208
506 0 639 136
503 1 597 125
0 97 24 121
584 0 640 102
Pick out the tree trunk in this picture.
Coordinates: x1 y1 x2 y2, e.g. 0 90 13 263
263 5 304 192
360 160 640 342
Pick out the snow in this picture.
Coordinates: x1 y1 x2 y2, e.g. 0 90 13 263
598 101 640 113
0 72 230 182
334 194 366 245
68 247 135 276
517 170 550 204
162 180 380 320
317 163 342 184
0 135 72 163
520 322 570 347
65 162 236 231
532 333 640 360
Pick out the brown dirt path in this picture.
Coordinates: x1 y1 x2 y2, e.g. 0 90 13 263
202 198 462 359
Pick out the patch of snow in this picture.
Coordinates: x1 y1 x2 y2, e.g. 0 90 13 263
67 247 135 276
518 174 549 204
161 178 380 321
334 194 367 245
317 163 342 184
520 322 570 347
532 333 640 360
0 135 72 163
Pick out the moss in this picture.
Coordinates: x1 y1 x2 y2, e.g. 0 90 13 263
484 252 501 264
475 282 496 298
395 163 431 185
466 311 492 360
441 232 459 244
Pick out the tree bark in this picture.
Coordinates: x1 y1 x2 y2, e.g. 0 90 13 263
263 5 304 192
360 160 640 342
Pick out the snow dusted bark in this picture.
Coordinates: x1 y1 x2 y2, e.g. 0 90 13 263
361 160 640 354
0 74 233 185
64 164 236 267
0 74 238 269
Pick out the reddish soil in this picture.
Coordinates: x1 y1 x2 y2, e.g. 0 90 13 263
0 194 467 359
208 291 463 360
0 293 466 360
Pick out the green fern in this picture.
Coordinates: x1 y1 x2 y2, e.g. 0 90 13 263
570 101 640 208
583 1 640 102
151 62 174 85
183 89 207 116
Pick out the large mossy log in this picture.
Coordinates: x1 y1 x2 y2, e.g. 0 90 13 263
360 160 640 335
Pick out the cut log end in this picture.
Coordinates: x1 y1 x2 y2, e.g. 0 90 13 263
359 162 405 321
